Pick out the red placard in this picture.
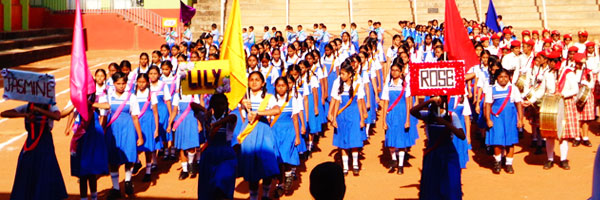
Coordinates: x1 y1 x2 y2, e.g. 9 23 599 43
409 61 465 96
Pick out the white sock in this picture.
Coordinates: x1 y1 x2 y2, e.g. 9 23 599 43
560 140 569 161
342 155 349 170
584 136 590 141
493 154 502 162
506 157 514 165
398 151 405 167
81 197 88 200
249 190 258 200
366 124 371 135
187 152 196 165
90 192 98 200
125 168 132 181
575 137 581 141
181 162 188 172
145 164 152 174
352 152 359 168
546 139 555 161
308 141 313 149
110 172 120 190
390 151 397 161
285 171 292 177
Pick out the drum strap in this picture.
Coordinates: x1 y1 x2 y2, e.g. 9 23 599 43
557 68 573 93
387 81 406 112
492 86 512 117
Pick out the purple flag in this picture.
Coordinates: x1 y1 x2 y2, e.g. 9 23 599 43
180 1 196 24
70 0 95 122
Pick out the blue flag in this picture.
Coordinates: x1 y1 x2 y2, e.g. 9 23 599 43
485 0 501 33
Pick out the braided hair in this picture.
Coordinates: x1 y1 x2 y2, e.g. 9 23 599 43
337 61 356 97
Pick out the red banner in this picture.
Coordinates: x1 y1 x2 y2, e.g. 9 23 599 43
409 61 466 96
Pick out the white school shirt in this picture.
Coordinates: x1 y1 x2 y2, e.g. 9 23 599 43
297 30 307 42
484 83 523 104
166 31 178 45
172 94 200 106
381 77 411 101
184 29 193 43
275 94 302 115
150 80 172 101
135 88 158 107
259 64 280 84
14 104 60 129
300 73 320 96
559 66 579 98
450 95 472 116
340 41 355 55
285 54 299 68
486 45 500 56
386 46 399 61
322 31 331 43
587 53 600 74
574 42 587 54
95 84 108 115
527 66 550 104
534 39 544 53
211 29 220 43
312 64 327 79
100 91 141 116
501 52 520 72
263 31 272 41
242 32 249 43
330 77 365 100
248 32 255 44
243 91 278 118
574 68 594 88
351 29 359 42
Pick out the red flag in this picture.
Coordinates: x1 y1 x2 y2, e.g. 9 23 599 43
444 0 479 72
70 0 95 121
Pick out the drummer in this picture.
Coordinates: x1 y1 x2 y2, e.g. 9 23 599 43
501 40 522 81
522 51 548 154
573 53 594 147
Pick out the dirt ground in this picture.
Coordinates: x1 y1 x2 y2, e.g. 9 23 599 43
0 50 597 200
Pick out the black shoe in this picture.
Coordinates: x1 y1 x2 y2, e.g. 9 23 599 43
284 174 293 191
158 149 165 157
107 189 121 200
388 160 398 171
352 168 360 176
543 160 553 170
292 170 298 180
542 140 546 147
505 165 514 174
397 166 404 175
486 146 494 155
583 140 593 147
343 169 349 176
124 181 134 196
493 162 502 174
560 160 570 170
179 171 189 180
151 164 158 172
142 173 151 182
132 162 142 174
534 146 543 155
189 163 197 175
274 185 285 199
573 140 581 147
530 140 538 148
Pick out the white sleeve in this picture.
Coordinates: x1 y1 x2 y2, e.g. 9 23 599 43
362 73 369 84
484 86 494 103
129 94 141 116
405 80 411 97
511 85 523 103
292 97 302 115
356 83 366 100
331 79 342 100
461 97 472 116
309 76 320 89
172 95 180 106
151 92 158 105
303 82 310 96
192 95 201 104
50 105 59 113
267 95 278 109
381 81 390 101
386 48 395 60
163 84 172 101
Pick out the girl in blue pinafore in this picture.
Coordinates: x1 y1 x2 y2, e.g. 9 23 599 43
322 44 338 111
306 52 327 129
2 103 67 200
104 72 144 198
160 61 178 160
311 51 330 128
239 71 281 200
448 95 473 169
149 65 172 162
271 77 303 195
198 94 238 200
287 64 308 156
259 53 280 94
484 68 523 174
329 63 367 176
300 60 322 152
134 73 162 181
169 91 202 180
358 51 378 137
410 96 465 200
381 63 413 175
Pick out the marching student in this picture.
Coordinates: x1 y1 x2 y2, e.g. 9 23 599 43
484 68 524 174
381 62 413 174
136 53 151 76
159 61 178 160
134 73 161 182
328 61 367 176
259 53 280 94
238 71 281 200
103 72 144 198
358 51 379 137
94 69 109 125
2 100 68 200
350 23 360 53
574 53 594 147
299 60 322 153
151 50 162 68
167 88 203 180
410 96 465 200
285 45 300 68
448 94 472 169
165 27 178 50
148 66 172 163
501 40 522 80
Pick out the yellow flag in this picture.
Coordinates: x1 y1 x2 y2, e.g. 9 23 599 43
220 0 248 110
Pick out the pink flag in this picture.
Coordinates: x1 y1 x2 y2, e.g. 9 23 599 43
70 0 95 121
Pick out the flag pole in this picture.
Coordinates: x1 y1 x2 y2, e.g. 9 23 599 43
542 0 548 29
478 0 482 22
220 0 225 34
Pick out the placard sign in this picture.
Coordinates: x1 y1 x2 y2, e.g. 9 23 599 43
180 60 231 94
409 61 465 96
162 18 178 28
2 69 56 104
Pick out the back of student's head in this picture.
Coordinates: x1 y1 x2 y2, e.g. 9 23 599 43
310 162 345 200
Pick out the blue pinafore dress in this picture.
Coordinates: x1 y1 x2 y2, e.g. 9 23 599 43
136 92 162 152
305 75 322 134
485 86 519 146
385 84 414 148
155 82 172 143
106 94 138 165
334 92 365 149
272 98 301 166
173 95 202 150
448 96 472 169
71 110 109 177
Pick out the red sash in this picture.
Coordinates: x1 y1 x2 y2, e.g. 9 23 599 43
492 86 512 117
23 104 49 152
557 68 573 93
173 96 194 131
168 76 179 97
386 82 406 112
138 91 152 118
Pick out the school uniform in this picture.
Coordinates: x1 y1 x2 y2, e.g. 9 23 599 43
260 63 281 94
518 52 536 96
386 45 399 62
211 29 220 46
263 31 272 41
10 104 68 200
576 66 595 121
238 91 280 183
272 94 303 166
486 45 500 56
313 63 329 125
166 30 178 49
103 91 141 165
151 80 173 144
135 89 162 152
363 61 378 125
172 94 203 150
301 72 322 134
198 115 238 200
297 30 307 42
381 77 414 148
292 85 309 154
70 107 109 178
285 54 300 68
484 83 522 146
351 29 359 52
448 95 472 169
340 41 355 56
475 68 492 129
184 28 193 47
419 110 462 200
96 83 109 116
319 31 331 54
322 54 340 102
417 44 434 63
331 78 366 149
286 31 297 44
501 52 520 79
559 65 580 139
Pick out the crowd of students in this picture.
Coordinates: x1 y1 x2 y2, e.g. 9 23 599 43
3 17 599 200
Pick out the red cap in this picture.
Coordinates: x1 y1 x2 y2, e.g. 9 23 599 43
480 36 489 41
551 30 560 35
522 30 531 35
543 38 553 44
578 30 589 37
500 46 510 51
491 33 501 40
586 41 596 47
542 29 550 35
568 46 579 52
524 40 535 46
503 29 512 35
547 51 561 59
536 51 547 58
532 30 540 35
574 53 586 63
563 34 572 39
511 40 521 47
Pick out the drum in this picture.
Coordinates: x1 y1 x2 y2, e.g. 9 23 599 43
539 94 565 139
524 85 542 109
576 85 591 108
514 73 528 93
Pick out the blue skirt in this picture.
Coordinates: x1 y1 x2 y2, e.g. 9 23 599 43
238 121 280 182
486 103 518 146
420 125 462 200
137 105 162 152
453 113 471 169
198 138 237 200
352 41 359 52
366 82 377 124
385 95 413 148
174 103 202 150
296 116 308 153
106 112 138 165
272 113 300 166
230 109 246 147
408 98 420 143
306 92 322 134
333 95 365 149
11 128 68 200
157 95 172 143
71 112 109 177
317 88 327 125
